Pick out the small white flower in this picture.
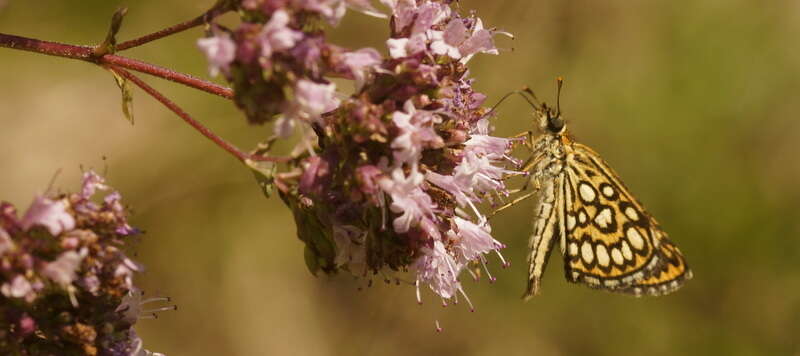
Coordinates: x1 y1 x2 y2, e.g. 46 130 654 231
1 275 33 299
20 196 75 236
379 166 436 233
41 248 87 288
197 32 236 77
260 10 303 58
414 240 463 299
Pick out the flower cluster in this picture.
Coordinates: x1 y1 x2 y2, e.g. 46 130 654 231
197 0 384 135
0 171 164 355
200 0 519 307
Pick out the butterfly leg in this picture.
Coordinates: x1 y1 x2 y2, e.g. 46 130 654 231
518 154 545 191
509 130 535 150
490 172 543 218
489 190 537 218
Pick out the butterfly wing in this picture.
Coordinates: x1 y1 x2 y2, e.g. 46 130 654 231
524 173 565 299
560 143 692 295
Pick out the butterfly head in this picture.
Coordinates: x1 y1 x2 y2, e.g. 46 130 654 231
526 77 566 135
536 103 566 134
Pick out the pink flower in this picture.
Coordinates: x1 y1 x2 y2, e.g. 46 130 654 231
104 191 136 235
81 170 108 199
20 196 75 236
390 100 444 164
341 48 382 89
465 119 517 161
429 19 468 58
426 171 476 209
390 0 449 35
378 166 436 233
457 151 509 198
430 18 498 62
1 275 33 299
450 217 504 263
197 31 236 77
114 258 142 291
386 38 408 58
0 226 14 256
41 249 87 288
413 240 462 300
458 19 499 62
260 10 304 58
386 32 428 59
294 0 347 25
382 0 416 31
292 79 340 123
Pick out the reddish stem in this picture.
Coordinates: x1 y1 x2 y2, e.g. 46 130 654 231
116 2 233 51
102 56 232 99
110 66 290 163
0 33 232 99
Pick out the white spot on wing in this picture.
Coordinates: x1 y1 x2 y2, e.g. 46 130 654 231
627 227 645 250
579 183 596 202
594 208 613 228
596 244 610 267
621 241 633 260
566 214 576 230
624 206 639 221
611 247 624 265
569 242 578 256
581 241 594 264
602 185 614 197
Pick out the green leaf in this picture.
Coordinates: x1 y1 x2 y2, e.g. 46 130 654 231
94 7 128 56
245 138 279 198
109 70 134 125
245 159 276 198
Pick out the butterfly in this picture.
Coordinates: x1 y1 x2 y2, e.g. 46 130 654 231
497 79 692 299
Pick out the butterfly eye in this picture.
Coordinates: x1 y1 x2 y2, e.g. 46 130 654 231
547 114 565 133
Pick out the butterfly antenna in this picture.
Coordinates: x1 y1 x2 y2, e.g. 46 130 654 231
520 86 542 107
482 88 540 119
555 76 564 116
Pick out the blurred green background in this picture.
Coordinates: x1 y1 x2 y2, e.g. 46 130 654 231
2 1 799 355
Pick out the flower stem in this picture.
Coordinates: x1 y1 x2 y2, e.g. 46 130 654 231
109 66 290 163
102 55 232 99
115 2 234 51
0 33 232 99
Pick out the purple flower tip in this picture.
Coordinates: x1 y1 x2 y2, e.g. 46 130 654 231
20 196 75 236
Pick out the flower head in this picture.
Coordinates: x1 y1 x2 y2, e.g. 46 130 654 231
0 171 166 354
208 0 515 313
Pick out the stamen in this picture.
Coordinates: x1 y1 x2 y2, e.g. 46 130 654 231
435 320 443 332
140 296 170 305
141 306 178 314
494 30 514 39
494 250 509 268
479 257 496 283
466 267 479 281
458 287 475 312
415 279 422 305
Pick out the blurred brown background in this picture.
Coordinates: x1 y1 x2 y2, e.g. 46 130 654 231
2 1 800 355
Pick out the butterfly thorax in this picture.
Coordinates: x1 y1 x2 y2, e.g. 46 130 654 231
530 109 571 183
